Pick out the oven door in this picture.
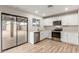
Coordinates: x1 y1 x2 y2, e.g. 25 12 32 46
52 32 61 41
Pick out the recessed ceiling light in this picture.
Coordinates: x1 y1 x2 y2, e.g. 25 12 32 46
35 10 39 13
65 8 69 11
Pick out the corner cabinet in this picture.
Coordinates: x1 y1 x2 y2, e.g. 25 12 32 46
40 31 51 40
61 32 79 45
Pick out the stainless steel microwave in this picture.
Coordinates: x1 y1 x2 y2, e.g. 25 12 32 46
53 21 61 26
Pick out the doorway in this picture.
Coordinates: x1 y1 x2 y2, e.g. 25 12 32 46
16 17 28 45
1 13 28 51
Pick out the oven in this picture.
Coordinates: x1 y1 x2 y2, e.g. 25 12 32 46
52 28 62 42
52 31 61 42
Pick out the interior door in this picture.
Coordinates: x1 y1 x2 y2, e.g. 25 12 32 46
16 17 28 45
1 14 17 50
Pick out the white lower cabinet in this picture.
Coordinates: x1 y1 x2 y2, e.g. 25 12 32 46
29 32 40 44
61 32 68 43
40 32 46 40
67 33 79 45
61 32 79 45
40 31 51 40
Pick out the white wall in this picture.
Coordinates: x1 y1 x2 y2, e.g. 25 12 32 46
27 14 43 31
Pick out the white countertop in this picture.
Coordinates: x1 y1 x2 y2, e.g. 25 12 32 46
28 26 79 33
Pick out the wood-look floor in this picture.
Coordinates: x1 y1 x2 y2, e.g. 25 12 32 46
3 39 79 53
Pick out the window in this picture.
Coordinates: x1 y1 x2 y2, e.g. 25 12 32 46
32 18 40 27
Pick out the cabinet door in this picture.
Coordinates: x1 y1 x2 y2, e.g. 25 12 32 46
44 18 53 26
47 31 51 38
62 13 78 25
62 15 69 25
44 31 51 38
52 17 57 21
61 32 68 43
40 31 51 40
40 32 45 40
68 14 78 25
67 33 78 45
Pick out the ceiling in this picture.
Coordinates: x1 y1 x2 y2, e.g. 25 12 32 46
10 5 79 17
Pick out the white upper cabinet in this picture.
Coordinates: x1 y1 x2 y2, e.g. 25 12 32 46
43 12 78 26
43 17 61 26
52 17 58 21
62 13 78 25
44 18 53 26
53 16 62 21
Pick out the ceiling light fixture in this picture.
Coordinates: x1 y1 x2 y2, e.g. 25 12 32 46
65 8 69 11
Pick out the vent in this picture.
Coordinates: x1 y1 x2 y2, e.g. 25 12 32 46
48 5 53 8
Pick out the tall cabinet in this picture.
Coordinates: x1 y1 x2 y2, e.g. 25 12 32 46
60 12 79 45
